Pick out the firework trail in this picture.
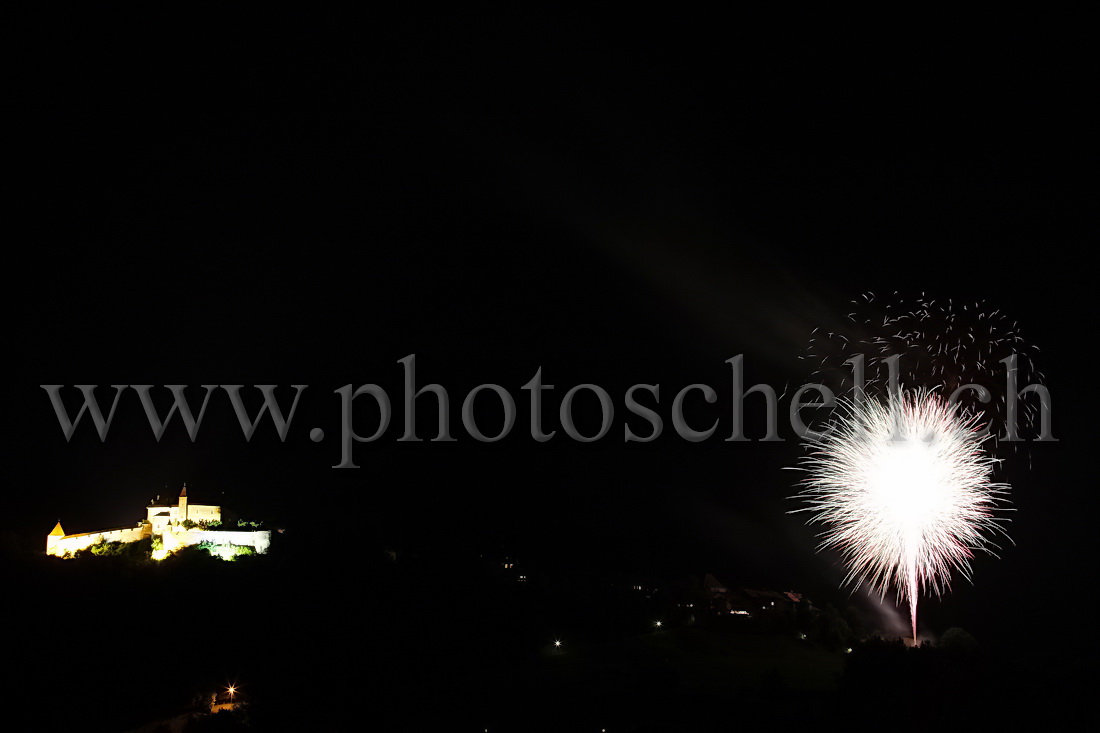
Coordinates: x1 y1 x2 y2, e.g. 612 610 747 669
801 292 1044 446
793 389 1010 641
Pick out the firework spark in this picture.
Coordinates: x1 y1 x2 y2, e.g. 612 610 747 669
802 292 1044 446
793 389 1010 642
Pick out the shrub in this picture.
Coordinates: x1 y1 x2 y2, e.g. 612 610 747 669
82 536 154 560
90 539 127 556
196 540 256 561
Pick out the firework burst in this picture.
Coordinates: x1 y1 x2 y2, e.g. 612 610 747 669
793 389 1010 641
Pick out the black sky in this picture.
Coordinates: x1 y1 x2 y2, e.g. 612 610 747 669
10 19 1096 644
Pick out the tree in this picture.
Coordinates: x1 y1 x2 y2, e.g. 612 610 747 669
817 603 852 650
939 627 977 655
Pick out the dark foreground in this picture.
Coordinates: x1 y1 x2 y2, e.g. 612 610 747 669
3 534 1091 732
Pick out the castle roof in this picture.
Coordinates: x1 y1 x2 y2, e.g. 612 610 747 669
50 521 65 537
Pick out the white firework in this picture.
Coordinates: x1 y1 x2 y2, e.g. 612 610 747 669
793 389 1010 641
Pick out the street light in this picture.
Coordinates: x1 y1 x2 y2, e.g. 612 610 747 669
654 620 662 628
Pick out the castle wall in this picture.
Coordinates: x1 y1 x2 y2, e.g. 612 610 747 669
162 529 271 554
184 504 221 523
47 526 148 557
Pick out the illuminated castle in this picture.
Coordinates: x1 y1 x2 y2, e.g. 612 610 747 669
145 484 221 533
47 484 271 559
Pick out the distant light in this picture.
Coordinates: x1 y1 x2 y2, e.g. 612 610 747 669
654 621 662 628
554 640 561 648
227 685 237 696
845 647 853 654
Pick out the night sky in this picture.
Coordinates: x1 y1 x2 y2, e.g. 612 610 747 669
9 18 1097 717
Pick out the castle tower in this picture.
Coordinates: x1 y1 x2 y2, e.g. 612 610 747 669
178 484 188 523
47 521 65 555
